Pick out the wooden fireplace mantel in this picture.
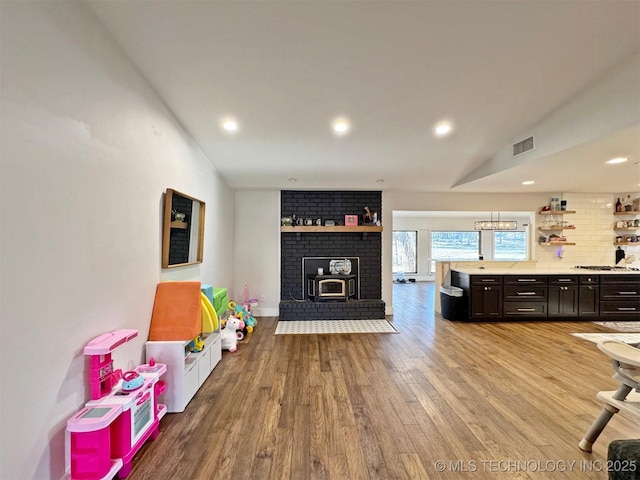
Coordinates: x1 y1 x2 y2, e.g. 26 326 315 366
280 226 383 233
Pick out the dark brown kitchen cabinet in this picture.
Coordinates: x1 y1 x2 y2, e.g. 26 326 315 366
504 285 547 301
548 275 578 317
503 301 547 317
450 271 639 321
470 285 502 318
578 275 599 317
548 287 578 316
504 275 547 285
469 275 502 318
503 275 547 318
600 275 640 318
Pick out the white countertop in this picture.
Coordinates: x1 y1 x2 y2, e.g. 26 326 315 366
451 267 640 275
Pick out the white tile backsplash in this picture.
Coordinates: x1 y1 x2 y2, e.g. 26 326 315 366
536 192 640 268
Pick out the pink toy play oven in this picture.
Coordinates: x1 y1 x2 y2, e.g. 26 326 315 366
66 329 167 480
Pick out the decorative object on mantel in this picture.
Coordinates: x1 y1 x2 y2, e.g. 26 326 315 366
363 206 373 224
345 215 358 226
281 216 292 226
363 206 380 225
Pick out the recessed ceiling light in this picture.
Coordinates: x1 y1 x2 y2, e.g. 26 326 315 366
522 180 535 185
331 117 351 136
288 178 297 182
433 120 454 137
220 117 239 133
606 157 628 164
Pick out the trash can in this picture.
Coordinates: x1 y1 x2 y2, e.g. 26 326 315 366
439 286 466 321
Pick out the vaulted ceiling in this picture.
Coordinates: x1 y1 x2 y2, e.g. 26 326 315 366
88 1 640 193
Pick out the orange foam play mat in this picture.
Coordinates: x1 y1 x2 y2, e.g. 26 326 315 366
149 281 201 341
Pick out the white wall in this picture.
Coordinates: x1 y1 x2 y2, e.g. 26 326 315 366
233 190 280 315
0 3 234 479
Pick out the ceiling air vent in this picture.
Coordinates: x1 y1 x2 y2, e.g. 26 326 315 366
512 135 535 157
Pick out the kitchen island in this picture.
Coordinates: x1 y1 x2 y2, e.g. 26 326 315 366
450 266 640 321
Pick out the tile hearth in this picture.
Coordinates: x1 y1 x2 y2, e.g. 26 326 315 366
275 319 397 335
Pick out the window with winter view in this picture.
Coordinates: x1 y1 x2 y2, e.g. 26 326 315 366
431 231 480 261
392 231 417 273
493 231 527 260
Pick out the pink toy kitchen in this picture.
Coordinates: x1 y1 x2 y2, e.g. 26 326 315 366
66 329 167 480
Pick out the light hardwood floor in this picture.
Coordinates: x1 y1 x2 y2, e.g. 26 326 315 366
128 282 640 479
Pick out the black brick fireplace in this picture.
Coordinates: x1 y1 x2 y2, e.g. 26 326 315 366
279 190 385 320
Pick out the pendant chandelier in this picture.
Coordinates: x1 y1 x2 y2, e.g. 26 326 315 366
474 212 517 230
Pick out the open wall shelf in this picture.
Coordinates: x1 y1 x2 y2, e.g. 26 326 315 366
538 210 576 215
539 242 576 246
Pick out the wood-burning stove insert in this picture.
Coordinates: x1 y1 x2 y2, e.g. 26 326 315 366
307 274 356 301
302 257 360 300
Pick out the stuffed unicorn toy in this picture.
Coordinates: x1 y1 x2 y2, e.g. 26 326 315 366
221 316 245 353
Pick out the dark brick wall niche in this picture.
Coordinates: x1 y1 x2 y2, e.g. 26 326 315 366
168 195 192 265
280 190 385 321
